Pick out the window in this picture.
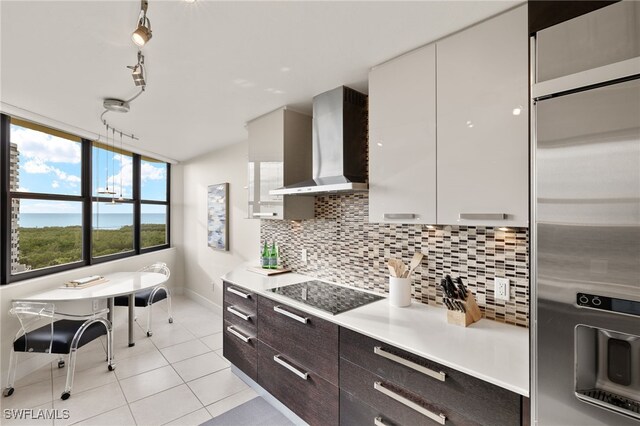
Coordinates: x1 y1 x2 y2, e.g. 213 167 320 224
7 120 85 275
1 115 170 283
140 156 169 250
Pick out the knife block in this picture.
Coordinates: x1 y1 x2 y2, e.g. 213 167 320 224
446 292 482 327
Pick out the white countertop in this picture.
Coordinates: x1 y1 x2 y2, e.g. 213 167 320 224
221 266 530 397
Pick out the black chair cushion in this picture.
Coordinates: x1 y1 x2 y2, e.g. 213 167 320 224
113 287 168 307
14 319 108 354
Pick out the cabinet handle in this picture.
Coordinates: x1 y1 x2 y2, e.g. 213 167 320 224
458 213 507 221
374 381 446 425
374 417 391 426
227 286 251 299
226 326 251 343
273 306 308 324
384 213 416 220
374 346 446 382
273 355 309 380
226 306 251 321
252 212 277 217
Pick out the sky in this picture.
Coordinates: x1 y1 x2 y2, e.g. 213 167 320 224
10 124 167 214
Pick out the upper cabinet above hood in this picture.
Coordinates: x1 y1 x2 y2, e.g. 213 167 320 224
270 86 368 196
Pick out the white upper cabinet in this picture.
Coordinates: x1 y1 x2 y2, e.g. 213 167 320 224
247 108 314 220
436 5 529 227
368 44 437 224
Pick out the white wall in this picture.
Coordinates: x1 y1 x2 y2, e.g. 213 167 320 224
181 140 260 309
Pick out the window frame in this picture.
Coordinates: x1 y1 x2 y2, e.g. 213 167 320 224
0 114 171 284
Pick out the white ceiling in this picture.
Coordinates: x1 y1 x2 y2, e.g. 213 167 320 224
1 1 521 162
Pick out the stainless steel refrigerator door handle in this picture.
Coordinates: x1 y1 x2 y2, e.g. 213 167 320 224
226 306 250 321
374 416 390 426
384 213 416 220
273 306 308 324
374 346 446 382
227 287 250 299
458 213 507 221
374 381 446 425
273 355 309 380
226 326 251 343
252 212 277 217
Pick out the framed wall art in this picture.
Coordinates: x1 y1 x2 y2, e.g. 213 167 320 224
207 182 229 251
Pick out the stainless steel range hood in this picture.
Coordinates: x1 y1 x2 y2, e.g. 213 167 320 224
270 86 368 196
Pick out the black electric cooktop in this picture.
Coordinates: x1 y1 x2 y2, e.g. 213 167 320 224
267 280 384 315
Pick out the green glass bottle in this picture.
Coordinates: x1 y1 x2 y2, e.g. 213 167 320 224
269 242 278 269
261 241 269 269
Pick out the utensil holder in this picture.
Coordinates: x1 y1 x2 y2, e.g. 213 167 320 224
389 276 412 307
446 292 482 327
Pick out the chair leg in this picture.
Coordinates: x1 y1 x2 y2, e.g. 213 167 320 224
166 289 174 324
106 319 115 371
3 349 18 397
146 301 153 337
62 349 78 400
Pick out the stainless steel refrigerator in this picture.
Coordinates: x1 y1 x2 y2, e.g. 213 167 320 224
532 4 640 423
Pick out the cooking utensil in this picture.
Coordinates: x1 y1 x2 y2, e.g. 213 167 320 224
387 264 397 277
445 275 459 299
403 252 424 278
388 258 406 278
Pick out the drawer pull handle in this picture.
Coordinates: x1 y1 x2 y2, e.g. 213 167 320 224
273 355 309 380
384 213 416 220
273 306 308 324
458 213 506 221
227 287 251 299
252 212 277 217
226 306 251 321
226 326 251 343
374 416 390 426
374 346 446 382
374 381 446 425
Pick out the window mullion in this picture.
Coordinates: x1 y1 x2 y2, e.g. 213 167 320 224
82 139 92 265
133 154 141 254
1 114 11 284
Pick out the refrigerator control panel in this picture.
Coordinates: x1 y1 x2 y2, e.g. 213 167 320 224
577 293 640 317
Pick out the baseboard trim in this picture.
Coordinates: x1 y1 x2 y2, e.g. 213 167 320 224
183 288 222 315
230 365 307 426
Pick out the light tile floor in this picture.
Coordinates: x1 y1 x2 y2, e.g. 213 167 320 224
1 296 259 426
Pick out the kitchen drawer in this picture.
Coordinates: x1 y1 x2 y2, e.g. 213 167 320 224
223 302 257 335
223 320 257 381
258 296 339 385
257 340 338 426
223 281 257 313
341 390 401 426
341 358 478 426
340 327 521 426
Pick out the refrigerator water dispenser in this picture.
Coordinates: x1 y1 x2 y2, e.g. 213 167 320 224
575 325 640 420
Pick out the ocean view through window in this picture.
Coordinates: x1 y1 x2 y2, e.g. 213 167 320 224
1 114 171 283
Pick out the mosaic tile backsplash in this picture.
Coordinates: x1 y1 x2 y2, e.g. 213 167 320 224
261 193 529 327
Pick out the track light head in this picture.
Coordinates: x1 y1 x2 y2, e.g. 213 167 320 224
132 21 152 47
127 51 146 88
132 0 152 47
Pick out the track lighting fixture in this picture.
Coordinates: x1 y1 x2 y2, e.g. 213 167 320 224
132 0 152 47
127 51 146 87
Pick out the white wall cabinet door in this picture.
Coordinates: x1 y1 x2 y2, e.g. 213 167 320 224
368 44 437 224
436 5 529 227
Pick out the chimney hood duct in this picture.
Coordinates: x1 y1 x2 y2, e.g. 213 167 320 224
270 86 368 195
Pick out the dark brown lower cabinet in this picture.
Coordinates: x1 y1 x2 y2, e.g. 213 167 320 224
257 340 339 426
222 320 257 381
341 358 480 426
341 390 400 426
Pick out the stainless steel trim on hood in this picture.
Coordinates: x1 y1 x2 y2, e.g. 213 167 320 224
270 181 368 196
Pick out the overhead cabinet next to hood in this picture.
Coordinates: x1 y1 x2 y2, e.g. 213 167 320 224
368 44 437 224
247 108 314 220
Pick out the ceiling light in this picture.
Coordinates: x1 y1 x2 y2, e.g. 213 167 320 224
132 0 152 47
127 51 146 88
103 98 130 113
512 106 522 116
